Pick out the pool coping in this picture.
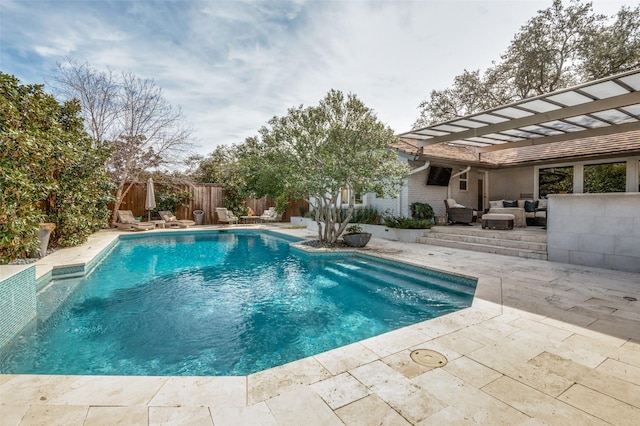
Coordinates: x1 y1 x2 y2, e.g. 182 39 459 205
3 225 637 425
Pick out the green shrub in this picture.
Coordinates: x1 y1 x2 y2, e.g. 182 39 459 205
383 216 432 229
341 206 381 224
153 189 193 215
410 202 435 220
345 224 363 233
1 73 115 262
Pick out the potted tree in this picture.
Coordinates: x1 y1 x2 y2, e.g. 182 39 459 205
342 224 372 248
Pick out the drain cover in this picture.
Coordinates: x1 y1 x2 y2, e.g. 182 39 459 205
410 349 448 368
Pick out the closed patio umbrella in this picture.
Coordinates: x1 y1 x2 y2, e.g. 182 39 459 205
145 177 156 221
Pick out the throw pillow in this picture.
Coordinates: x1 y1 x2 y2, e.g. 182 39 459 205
503 200 518 208
524 200 539 212
454 203 465 208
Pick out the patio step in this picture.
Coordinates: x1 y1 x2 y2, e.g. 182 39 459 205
417 225 547 260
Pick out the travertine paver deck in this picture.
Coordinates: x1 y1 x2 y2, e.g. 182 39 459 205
1 226 639 425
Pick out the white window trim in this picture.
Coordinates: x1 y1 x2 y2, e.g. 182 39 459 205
458 170 468 192
534 156 640 197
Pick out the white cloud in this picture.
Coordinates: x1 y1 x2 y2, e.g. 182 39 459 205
1 0 636 156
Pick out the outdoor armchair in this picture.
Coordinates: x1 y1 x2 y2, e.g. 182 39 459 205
215 207 239 225
259 207 277 222
444 199 475 225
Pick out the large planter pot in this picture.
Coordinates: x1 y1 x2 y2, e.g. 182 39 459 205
37 222 56 257
342 232 372 248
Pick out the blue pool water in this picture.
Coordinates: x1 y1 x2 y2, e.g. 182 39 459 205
0 230 476 376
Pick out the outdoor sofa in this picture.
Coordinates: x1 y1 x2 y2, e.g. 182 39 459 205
488 198 547 227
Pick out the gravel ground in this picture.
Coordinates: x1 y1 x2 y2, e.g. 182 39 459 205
7 247 60 265
301 239 350 249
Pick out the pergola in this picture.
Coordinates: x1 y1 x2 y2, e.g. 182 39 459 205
399 69 640 161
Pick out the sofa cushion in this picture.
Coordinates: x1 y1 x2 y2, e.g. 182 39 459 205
489 200 504 209
503 200 518 208
524 200 539 212
538 199 548 209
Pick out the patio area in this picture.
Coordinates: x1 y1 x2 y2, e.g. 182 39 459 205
1 225 639 425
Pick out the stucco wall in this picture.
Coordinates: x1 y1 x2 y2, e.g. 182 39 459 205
449 170 480 211
489 166 535 200
547 193 640 273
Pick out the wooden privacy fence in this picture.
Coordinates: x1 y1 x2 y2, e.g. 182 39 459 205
117 183 308 225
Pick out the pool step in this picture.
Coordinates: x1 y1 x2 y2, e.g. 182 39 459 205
347 258 476 297
36 278 83 324
325 261 473 310
418 226 547 260
319 266 454 316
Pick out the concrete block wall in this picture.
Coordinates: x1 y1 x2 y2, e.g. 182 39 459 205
547 193 640 273
0 265 37 348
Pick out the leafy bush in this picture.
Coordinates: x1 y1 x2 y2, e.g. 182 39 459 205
341 206 381 224
153 189 193 214
346 224 363 233
410 202 435 220
1 72 115 262
274 194 289 214
383 216 432 229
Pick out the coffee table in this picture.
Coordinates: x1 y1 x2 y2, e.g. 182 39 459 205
241 215 260 224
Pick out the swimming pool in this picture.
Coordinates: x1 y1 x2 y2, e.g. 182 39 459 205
0 230 476 376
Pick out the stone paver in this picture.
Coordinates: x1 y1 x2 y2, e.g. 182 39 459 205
1 226 639 425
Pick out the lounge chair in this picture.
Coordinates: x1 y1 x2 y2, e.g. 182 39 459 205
215 207 239 225
259 207 277 222
159 210 196 228
444 199 476 225
116 210 156 231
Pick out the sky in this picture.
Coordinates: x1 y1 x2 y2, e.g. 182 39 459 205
1 0 636 156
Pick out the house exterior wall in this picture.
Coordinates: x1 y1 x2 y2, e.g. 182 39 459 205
449 169 481 211
408 169 449 217
547 193 640 273
367 192 400 217
488 166 535 200
390 167 483 218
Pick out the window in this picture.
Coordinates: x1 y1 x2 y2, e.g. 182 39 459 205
341 187 348 204
459 171 468 191
539 166 573 198
341 188 363 205
584 162 626 193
